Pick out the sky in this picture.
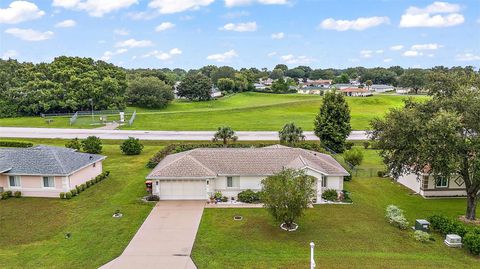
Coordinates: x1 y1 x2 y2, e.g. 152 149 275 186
0 0 479 70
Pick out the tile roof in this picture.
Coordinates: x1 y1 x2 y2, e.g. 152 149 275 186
0 145 106 176
147 145 349 179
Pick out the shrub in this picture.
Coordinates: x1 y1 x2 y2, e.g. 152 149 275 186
81 136 102 154
86 181 91 188
146 195 160 201
81 184 86 191
322 189 338 201
59 192 66 199
344 142 354 150
1 192 9 200
377 170 386 177
386 205 409 229
14 191 21 198
221 196 228 202
75 185 80 193
70 189 77 196
213 191 223 200
428 214 468 237
6 190 13 197
464 232 480 255
237 189 260 203
343 148 364 168
414 230 431 243
65 138 81 151
65 192 72 199
120 137 144 155
342 190 352 203
0 141 33 148
363 141 370 149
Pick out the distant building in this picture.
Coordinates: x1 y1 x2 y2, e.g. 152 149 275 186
396 87 411 94
254 83 267 90
301 79 332 88
332 84 354 90
371 84 395 93
341 87 373 97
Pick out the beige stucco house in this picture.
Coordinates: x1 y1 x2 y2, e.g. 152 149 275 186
0 145 106 198
146 145 349 202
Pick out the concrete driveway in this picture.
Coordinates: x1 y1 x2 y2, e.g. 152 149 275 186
100 201 205 269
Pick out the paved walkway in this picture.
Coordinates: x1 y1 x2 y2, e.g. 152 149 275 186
100 201 205 269
95 122 120 130
0 127 369 141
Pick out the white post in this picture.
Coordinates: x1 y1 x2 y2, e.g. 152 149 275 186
310 242 316 269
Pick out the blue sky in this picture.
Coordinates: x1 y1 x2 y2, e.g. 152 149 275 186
0 0 479 69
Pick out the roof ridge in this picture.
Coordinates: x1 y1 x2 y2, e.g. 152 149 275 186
186 154 217 175
50 147 68 174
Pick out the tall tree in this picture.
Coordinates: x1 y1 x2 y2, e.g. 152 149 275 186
370 70 480 220
216 78 235 94
212 126 238 147
269 68 284 80
211 66 236 84
398 69 427 94
274 64 288 72
126 76 174 108
271 77 289 93
314 90 351 153
177 72 213 101
279 122 306 146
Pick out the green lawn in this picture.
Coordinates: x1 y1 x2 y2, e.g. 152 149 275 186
192 147 479 269
0 93 427 130
0 139 162 268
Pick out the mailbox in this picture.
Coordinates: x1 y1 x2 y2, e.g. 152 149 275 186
145 180 153 194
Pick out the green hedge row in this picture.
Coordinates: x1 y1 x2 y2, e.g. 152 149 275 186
428 214 480 255
0 141 33 148
0 191 22 200
60 171 110 199
146 142 326 168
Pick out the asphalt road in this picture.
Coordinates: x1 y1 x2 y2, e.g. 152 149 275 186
0 127 369 141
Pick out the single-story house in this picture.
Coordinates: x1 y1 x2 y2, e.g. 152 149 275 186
371 84 395 93
254 83 267 90
0 145 106 198
301 79 332 88
332 83 354 90
341 87 373 97
395 87 411 94
298 87 322 95
396 168 466 197
146 145 349 203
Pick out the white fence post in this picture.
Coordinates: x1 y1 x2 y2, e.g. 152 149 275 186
310 242 316 269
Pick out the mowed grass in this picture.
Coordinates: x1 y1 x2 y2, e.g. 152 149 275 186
0 93 427 130
192 147 479 269
0 138 162 269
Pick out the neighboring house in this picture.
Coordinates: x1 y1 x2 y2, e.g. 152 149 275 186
397 169 466 197
254 83 267 90
301 79 332 88
371 84 395 93
211 86 222 98
341 87 373 97
0 145 106 198
146 145 349 203
298 87 322 95
259 78 274 86
396 87 411 94
332 83 354 90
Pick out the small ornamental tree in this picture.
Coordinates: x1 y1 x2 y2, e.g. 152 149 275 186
261 169 316 230
343 148 364 168
81 136 102 154
120 137 144 155
278 122 305 146
65 138 81 151
212 126 238 147
314 90 351 153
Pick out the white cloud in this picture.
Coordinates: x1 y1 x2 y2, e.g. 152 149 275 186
319 16 389 31
148 0 214 14
403 50 423 57
455 53 480 61
207 49 238 62
115 39 153 48
114 29 129 36
155 22 175 32
376 50 384 54
267 51 277 57
390 45 404 51
1 50 18 59
5 28 53 41
101 48 128 61
360 50 373 58
143 48 183 61
224 0 289 7
399 1 464 28
410 43 442 50
0 1 45 24
222 10 249 19
55 19 76 28
52 0 138 17
271 32 285 39
383 58 393 63
221 22 257 32
280 54 313 64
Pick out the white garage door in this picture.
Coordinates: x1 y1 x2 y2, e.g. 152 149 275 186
159 180 206 200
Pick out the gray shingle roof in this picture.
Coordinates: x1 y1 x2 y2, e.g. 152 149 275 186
0 145 106 176
147 145 349 179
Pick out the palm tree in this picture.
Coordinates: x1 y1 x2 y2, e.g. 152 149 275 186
213 126 238 147
278 122 305 146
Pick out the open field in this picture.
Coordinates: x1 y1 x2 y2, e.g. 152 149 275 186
0 93 428 131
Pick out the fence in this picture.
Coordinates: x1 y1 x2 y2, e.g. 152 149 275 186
69 112 78 125
129 110 136 126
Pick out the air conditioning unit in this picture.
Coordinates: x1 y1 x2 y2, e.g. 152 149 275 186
414 219 430 232
444 234 462 247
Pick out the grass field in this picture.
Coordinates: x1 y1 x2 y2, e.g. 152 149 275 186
0 138 161 269
0 93 427 130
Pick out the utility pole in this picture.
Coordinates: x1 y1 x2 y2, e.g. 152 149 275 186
310 242 316 269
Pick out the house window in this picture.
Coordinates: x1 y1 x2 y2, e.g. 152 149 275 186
227 177 239 188
8 176 21 187
435 176 448 188
43 176 55 188
227 177 233 187
321 176 327 188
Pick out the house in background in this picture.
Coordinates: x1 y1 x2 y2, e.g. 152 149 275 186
371 84 395 93
146 145 349 203
0 145 106 198
396 168 466 197
341 87 373 97
395 87 411 94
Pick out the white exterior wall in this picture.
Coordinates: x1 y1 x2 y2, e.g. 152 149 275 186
397 173 421 193
397 172 467 197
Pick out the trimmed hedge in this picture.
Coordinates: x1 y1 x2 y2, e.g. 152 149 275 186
464 228 480 255
322 189 338 201
60 171 110 199
147 142 327 168
14 191 21 198
0 141 33 148
237 189 261 203
429 214 480 255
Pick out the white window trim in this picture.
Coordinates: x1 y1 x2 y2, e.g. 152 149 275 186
226 176 240 189
435 177 448 188
42 176 56 189
8 175 21 188
321 175 327 188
